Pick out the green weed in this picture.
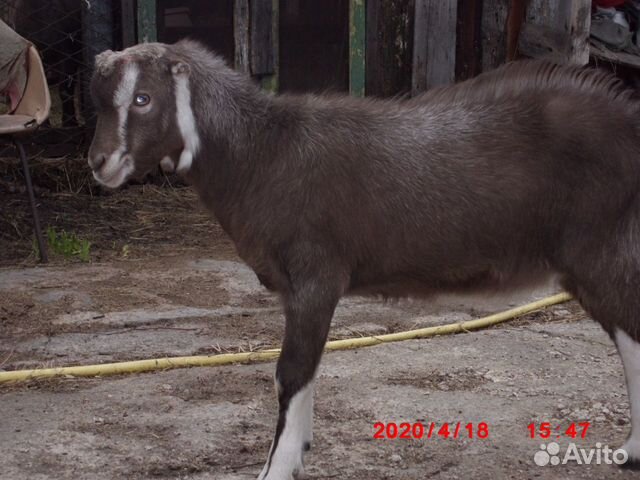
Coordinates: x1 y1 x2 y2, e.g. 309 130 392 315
45 227 91 261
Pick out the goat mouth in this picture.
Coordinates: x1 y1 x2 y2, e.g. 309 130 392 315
93 154 134 188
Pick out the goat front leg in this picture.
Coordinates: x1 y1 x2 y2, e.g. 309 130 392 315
258 275 344 480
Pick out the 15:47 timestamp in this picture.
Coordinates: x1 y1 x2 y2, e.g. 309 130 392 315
527 422 591 439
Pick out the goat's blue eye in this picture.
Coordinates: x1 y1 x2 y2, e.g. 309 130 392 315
133 94 150 106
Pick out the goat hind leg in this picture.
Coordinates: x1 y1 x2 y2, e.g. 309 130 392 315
560 210 640 468
258 277 343 480
615 327 640 468
565 267 640 468
566 278 640 469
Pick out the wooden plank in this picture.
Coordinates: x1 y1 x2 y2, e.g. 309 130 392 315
234 0 250 73
259 0 279 92
412 0 457 95
562 0 591 65
481 0 509 71
506 0 528 61
137 0 157 43
250 0 274 76
82 1 114 128
121 0 136 48
518 0 590 65
518 22 569 63
590 39 640 69
365 0 382 95
349 0 366 97
366 0 414 97
412 0 428 92
456 0 483 81
425 1 457 87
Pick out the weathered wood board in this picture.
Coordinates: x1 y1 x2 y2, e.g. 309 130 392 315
412 0 457 94
518 0 591 65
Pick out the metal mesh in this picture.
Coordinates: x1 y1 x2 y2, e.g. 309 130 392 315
0 0 118 155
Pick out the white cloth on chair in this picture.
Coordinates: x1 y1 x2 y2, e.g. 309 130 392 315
0 18 29 113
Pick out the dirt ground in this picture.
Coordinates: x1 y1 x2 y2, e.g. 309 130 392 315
1 180 639 479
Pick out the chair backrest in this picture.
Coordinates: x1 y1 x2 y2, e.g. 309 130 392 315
13 45 50 125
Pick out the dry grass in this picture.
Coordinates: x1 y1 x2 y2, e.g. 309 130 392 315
0 155 235 266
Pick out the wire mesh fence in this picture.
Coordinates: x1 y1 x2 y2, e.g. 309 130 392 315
0 0 119 157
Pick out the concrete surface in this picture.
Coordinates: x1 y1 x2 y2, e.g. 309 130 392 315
0 255 636 479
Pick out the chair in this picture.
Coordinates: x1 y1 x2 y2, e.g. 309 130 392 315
0 45 51 262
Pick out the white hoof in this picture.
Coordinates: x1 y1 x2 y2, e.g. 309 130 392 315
622 437 640 463
257 449 305 480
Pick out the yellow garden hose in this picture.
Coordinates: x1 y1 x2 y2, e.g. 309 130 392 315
0 292 573 384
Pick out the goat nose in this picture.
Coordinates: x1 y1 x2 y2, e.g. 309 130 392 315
89 153 106 171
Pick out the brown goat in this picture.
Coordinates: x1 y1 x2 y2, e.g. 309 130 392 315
88 40 640 478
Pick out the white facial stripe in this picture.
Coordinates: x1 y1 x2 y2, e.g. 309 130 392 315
94 63 139 189
258 382 315 480
114 62 139 147
93 154 134 189
174 74 200 173
616 328 640 460
114 63 139 108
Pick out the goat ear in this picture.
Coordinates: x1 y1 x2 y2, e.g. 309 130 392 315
94 50 115 74
170 61 190 76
